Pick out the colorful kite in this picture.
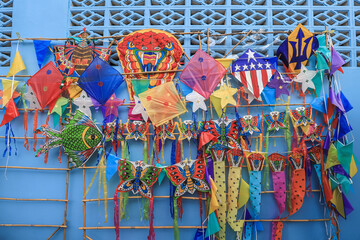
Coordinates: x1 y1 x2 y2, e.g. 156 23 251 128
276 23 319 74
36 110 104 168
78 57 124 105
54 30 111 76
27 61 65 110
232 49 277 99
138 82 187 126
117 29 183 99
180 49 227 99
165 159 210 198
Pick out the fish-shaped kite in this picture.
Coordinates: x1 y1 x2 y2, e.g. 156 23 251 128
36 110 103 168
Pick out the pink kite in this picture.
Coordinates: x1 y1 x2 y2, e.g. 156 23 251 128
179 49 227 99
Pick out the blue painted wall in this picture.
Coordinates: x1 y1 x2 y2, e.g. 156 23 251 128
0 0 359 239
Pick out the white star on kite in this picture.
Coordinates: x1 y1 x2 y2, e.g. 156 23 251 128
234 64 241 71
265 62 271 69
249 62 256 69
246 49 257 63
242 64 249 70
73 90 93 118
132 96 149 122
257 63 263 69
293 64 317 93
24 86 41 109
186 91 207 112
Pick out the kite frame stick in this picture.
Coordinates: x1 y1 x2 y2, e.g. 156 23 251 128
223 30 252 58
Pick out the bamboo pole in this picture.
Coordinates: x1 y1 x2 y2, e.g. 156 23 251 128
0 166 70 171
82 165 87 240
63 157 70 240
79 225 206 230
83 189 321 203
0 31 203 42
78 217 330 230
85 235 94 240
207 28 210 54
0 224 67 228
0 197 68 202
84 196 207 202
47 227 61 240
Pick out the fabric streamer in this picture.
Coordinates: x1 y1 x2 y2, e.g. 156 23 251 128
247 152 265 218
268 153 287 240
226 148 245 233
288 148 306 216
211 147 227 240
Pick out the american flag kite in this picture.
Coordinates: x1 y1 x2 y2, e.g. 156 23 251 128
232 49 277 99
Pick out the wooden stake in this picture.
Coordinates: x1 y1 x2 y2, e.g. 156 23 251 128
207 28 210 54
47 227 61 240
0 197 68 202
83 166 87 240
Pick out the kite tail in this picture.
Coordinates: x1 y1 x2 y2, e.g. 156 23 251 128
33 109 38 152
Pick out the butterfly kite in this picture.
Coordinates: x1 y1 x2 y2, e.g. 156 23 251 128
165 159 210 198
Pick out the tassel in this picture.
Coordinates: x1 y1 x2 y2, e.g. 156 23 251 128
177 197 183 220
114 191 120 240
24 110 29 150
33 109 38 151
173 197 179 240
148 197 155 240
58 146 62 163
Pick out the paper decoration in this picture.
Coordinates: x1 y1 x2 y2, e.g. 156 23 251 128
293 64 317 93
0 98 19 127
138 82 187 126
33 40 51 68
212 84 237 108
180 49 227 99
330 46 345 76
267 71 290 98
7 50 26 77
132 96 149 122
232 49 277 98
73 90 93 118
36 110 103 168
1 79 19 107
102 94 124 118
185 90 207 112
78 57 124 105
